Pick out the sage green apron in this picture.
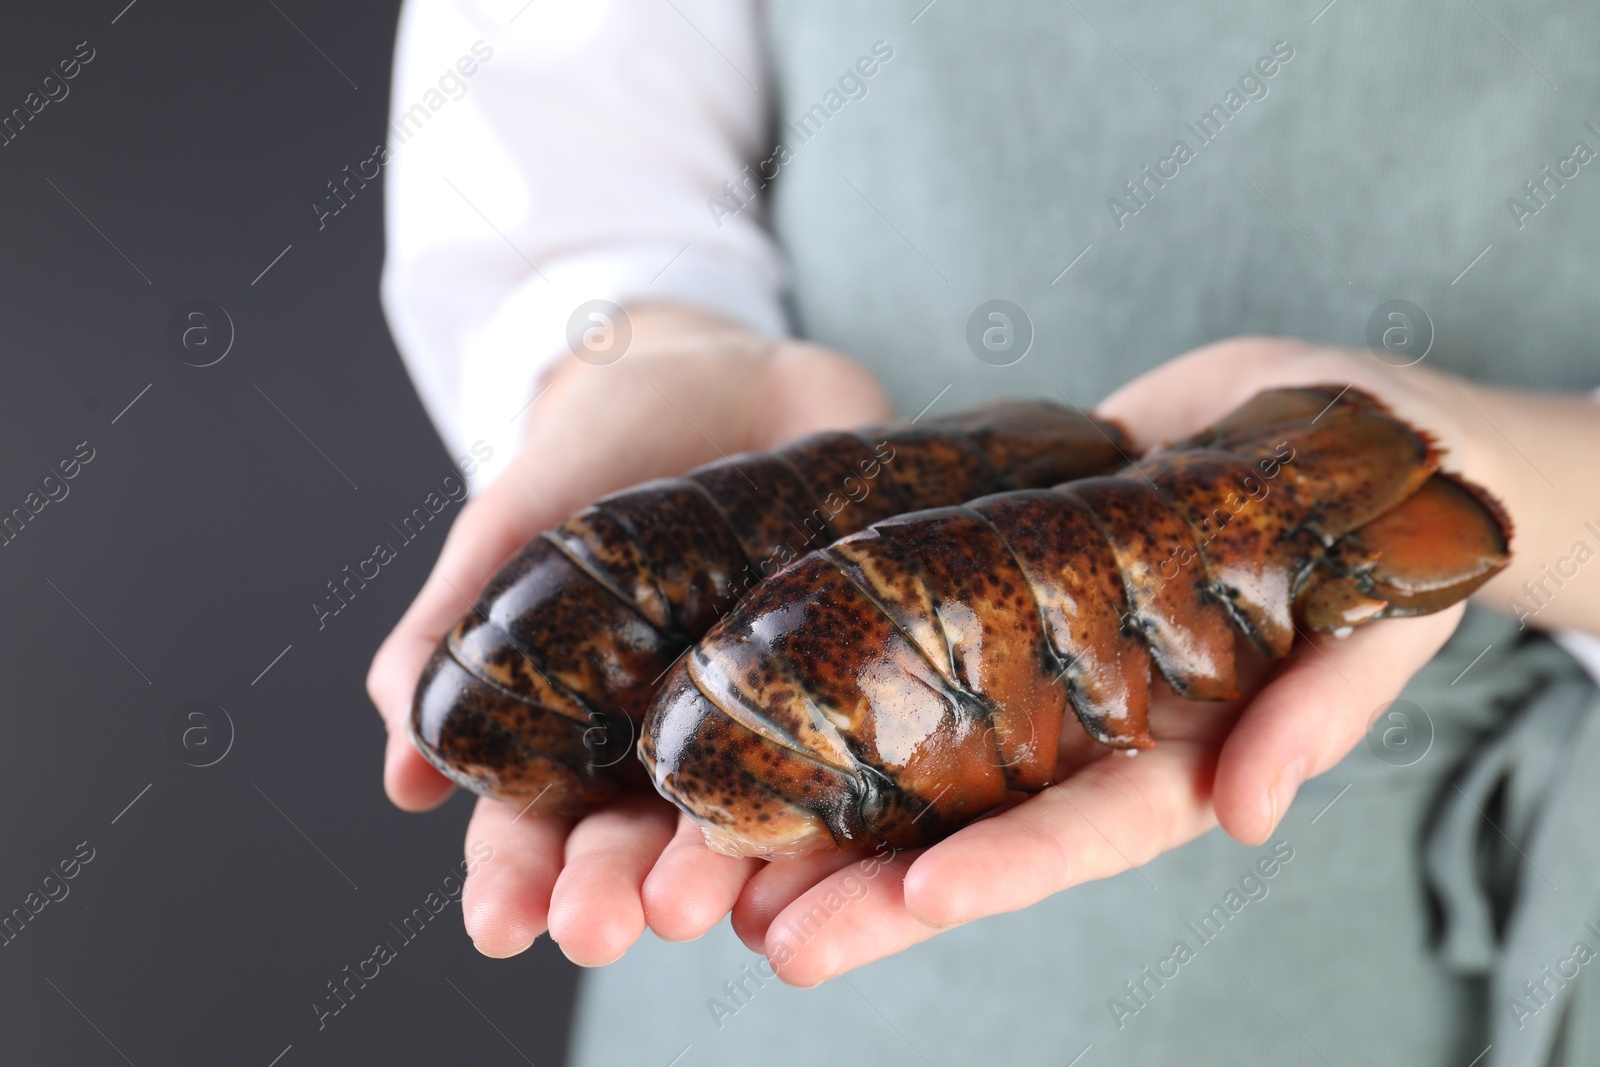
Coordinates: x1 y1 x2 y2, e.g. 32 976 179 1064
573 3 1600 1064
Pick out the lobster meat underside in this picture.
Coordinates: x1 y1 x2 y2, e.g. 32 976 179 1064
410 402 1128 813
640 386 1513 857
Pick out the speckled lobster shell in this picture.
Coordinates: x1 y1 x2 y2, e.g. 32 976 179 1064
409 401 1130 814
641 386 1512 857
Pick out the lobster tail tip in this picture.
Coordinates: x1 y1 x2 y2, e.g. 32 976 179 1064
410 648 623 816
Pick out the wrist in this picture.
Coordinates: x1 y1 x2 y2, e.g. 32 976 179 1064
625 302 764 348
534 303 777 441
1419 369 1521 514
540 302 774 395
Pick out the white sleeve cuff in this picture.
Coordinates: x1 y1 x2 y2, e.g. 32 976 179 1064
452 244 789 494
1556 631 1600 687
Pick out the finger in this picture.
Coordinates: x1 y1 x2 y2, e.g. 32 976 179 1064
381 730 454 813
461 796 573 958
368 494 531 811
1094 338 1345 448
761 847 921 988
903 740 1218 929
1213 604 1465 845
546 793 678 966
642 813 760 943
731 849 862 953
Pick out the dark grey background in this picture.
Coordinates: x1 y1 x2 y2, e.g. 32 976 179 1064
0 2 579 1063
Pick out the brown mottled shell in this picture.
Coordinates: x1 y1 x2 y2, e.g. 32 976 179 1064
641 386 1513 857
409 401 1130 814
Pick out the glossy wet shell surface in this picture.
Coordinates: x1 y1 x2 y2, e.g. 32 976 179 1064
642 386 1514 856
409 401 1129 812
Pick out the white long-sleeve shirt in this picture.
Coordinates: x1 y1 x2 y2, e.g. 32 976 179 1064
382 0 776 493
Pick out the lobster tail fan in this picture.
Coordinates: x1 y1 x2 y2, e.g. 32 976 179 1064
1297 472 1512 627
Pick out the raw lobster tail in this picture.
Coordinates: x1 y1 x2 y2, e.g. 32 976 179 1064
409 401 1129 813
640 386 1513 857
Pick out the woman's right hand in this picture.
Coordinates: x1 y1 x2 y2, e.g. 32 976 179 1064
365 304 892 965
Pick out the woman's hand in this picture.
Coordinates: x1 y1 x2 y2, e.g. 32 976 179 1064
366 304 891 964
636 335 1600 986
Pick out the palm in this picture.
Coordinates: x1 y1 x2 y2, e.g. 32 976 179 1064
367 312 891 963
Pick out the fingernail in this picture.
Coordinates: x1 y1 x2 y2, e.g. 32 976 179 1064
1266 756 1309 834
475 928 538 959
